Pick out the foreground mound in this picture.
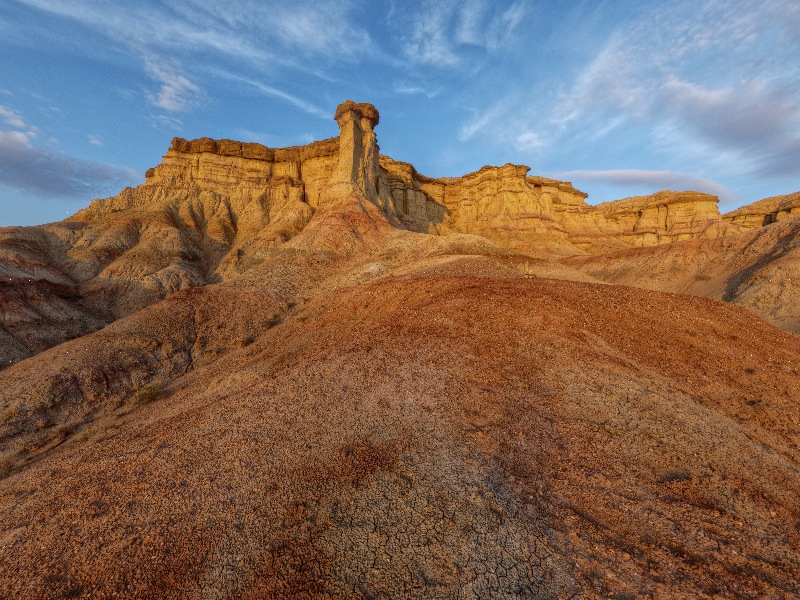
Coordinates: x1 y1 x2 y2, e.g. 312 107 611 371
1 272 799 598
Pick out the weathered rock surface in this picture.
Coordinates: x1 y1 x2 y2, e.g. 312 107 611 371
723 191 800 229
381 159 740 255
561 190 738 253
566 216 800 335
2 269 799 598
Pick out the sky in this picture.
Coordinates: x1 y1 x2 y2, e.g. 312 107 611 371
1 0 799 226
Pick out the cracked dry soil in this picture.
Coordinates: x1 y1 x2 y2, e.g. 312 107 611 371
1 275 799 598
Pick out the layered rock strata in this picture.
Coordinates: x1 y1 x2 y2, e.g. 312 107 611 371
381 159 740 254
381 158 582 254
561 190 737 253
1 101 798 369
723 191 800 229
71 101 751 258
326 101 395 214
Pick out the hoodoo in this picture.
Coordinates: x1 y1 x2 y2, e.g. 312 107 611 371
327 101 392 211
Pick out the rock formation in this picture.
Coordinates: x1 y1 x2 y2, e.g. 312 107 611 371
560 190 738 252
2 101 798 369
382 161 740 256
565 215 800 335
723 191 800 229
1 100 798 369
325 101 395 214
2 100 800 598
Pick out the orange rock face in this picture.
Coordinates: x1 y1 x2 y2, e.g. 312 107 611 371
723 191 800 229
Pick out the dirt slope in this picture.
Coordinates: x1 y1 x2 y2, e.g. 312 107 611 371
565 217 800 335
1 268 799 598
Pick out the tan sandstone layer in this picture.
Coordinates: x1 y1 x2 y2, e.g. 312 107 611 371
723 191 800 229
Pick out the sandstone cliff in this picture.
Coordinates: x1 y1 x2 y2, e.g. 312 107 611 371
560 190 738 253
723 191 800 229
67 102 751 263
381 159 740 255
1 101 798 370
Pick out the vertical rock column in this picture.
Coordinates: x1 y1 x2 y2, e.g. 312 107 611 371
323 101 396 214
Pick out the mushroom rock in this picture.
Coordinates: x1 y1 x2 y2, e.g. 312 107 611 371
323 101 397 215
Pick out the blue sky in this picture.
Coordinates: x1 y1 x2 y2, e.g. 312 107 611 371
1 0 799 226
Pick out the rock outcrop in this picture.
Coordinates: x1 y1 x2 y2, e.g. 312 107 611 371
559 190 738 253
723 191 800 229
67 102 752 260
387 162 580 255
325 101 395 214
565 216 800 335
382 159 740 255
1 101 798 370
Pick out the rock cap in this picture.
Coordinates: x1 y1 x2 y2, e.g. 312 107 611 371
334 100 380 128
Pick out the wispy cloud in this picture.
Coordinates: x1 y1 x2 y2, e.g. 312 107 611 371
0 104 40 142
402 0 527 67
393 82 443 98
209 70 328 119
661 77 800 177
550 35 647 127
573 1 798 155
18 0 379 106
0 105 27 129
515 130 544 152
458 97 516 142
0 129 138 198
87 134 103 146
460 0 800 185
404 3 460 66
147 114 183 130
454 0 527 51
143 55 202 112
557 169 734 202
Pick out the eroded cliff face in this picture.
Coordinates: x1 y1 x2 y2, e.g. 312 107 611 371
382 159 579 255
67 101 749 259
381 158 739 255
1 100 798 368
560 191 738 253
723 191 800 229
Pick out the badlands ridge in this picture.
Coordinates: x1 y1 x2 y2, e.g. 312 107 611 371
0 102 799 598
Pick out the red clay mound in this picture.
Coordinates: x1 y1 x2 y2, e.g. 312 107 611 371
1 275 798 598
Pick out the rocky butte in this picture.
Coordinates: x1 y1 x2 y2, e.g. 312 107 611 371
1 102 799 598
